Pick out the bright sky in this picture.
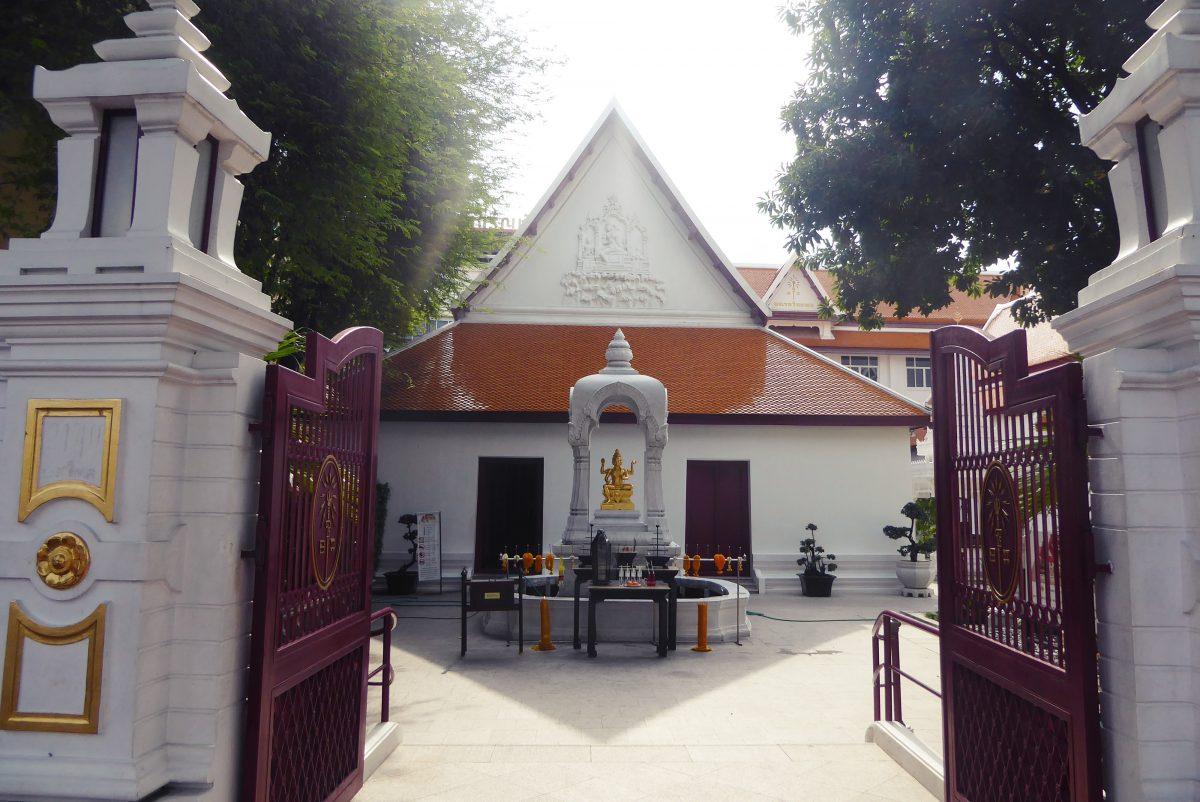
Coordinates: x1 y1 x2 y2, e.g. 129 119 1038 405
489 0 811 266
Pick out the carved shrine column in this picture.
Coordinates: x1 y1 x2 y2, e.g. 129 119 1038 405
566 442 592 540
643 443 666 530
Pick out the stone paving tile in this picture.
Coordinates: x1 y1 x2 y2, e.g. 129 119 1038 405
393 744 497 763
360 592 940 801
531 775 647 802
867 772 942 801
489 745 593 764
685 744 792 763
590 745 692 762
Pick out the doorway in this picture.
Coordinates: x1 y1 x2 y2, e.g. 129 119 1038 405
474 457 544 574
685 460 752 568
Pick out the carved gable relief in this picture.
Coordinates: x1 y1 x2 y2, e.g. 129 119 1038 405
771 270 821 312
563 196 665 308
577 195 648 271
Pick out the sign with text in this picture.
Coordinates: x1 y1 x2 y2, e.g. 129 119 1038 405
416 512 441 582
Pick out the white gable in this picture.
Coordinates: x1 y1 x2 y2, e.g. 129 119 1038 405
765 260 825 314
464 105 768 326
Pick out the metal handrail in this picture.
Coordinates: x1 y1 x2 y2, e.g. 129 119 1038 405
872 609 941 726
368 607 397 724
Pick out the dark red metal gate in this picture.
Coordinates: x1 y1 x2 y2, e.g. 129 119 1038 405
931 326 1100 801
242 327 384 802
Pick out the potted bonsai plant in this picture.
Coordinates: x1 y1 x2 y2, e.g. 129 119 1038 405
884 499 937 592
385 513 419 595
797 523 837 597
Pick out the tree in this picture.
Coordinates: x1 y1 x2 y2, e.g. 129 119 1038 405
1 1 136 241
1 0 541 342
883 501 936 562
762 0 1153 327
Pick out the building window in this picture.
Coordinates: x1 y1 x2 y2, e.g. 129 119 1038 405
906 356 931 388
92 110 140 237
1137 116 1170 241
841 354 879 381
187 136 219 252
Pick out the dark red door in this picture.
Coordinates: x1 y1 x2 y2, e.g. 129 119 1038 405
931 325 1100 801
474 457 544 573
241 328 384 802
685 460 751 568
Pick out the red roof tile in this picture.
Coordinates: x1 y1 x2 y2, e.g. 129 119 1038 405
775 327 933 352
808 270 1019 326
383 323 926 422
737 267 781 299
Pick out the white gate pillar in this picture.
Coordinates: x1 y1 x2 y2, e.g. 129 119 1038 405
1055 2 1200 798
0 2 289 800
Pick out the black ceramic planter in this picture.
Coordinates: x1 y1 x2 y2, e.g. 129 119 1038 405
799 572 836 597
385 571 418 595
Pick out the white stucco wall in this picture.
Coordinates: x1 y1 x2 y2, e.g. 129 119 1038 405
377 420 915 572
823 352 931 407
470 123 757 327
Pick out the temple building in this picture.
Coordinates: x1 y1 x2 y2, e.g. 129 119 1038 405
376 104 930 590
733 265 1069 497
737 263 1019 405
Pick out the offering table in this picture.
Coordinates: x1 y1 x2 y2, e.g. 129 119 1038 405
585 583 677 658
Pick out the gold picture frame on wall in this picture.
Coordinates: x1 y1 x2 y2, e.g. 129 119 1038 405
19 399 122 522
1 602 106 733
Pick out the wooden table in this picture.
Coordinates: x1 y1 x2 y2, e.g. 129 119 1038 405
584 583 677 658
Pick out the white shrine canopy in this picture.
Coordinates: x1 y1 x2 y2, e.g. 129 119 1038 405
564 329 670 546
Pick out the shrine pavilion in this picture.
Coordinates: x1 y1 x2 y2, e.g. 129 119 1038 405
376 104 930 590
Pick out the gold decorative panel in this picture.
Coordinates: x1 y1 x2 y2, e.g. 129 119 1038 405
36 533 91 590
19 399 122 522
1 602 106 733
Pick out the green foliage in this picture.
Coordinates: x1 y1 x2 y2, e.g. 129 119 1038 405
762 0 1152 327
884 500 936 562
1 1 137 239
797 522 837 575
912 497 936 542
263 328 309 370
1015 448 1056 522
2 0 541 343
374 482 391 573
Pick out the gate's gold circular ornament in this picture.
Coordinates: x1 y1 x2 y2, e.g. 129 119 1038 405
36 532 91 590
980 461 1021 604
309 455 345 590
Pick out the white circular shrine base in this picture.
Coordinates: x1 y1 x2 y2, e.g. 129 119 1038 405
479 579 751 645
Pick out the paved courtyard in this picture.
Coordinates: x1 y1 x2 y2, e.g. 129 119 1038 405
361 590 942 801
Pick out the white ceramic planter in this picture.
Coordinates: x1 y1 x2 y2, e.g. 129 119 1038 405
895 557 936 590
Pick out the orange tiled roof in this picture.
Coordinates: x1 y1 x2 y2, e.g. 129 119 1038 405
737 267 781 299
808 270 1019 326
775 327 932 352
383 323 927 422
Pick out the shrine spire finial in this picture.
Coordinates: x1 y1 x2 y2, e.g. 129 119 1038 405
601 329 636 374
94 0 231 92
